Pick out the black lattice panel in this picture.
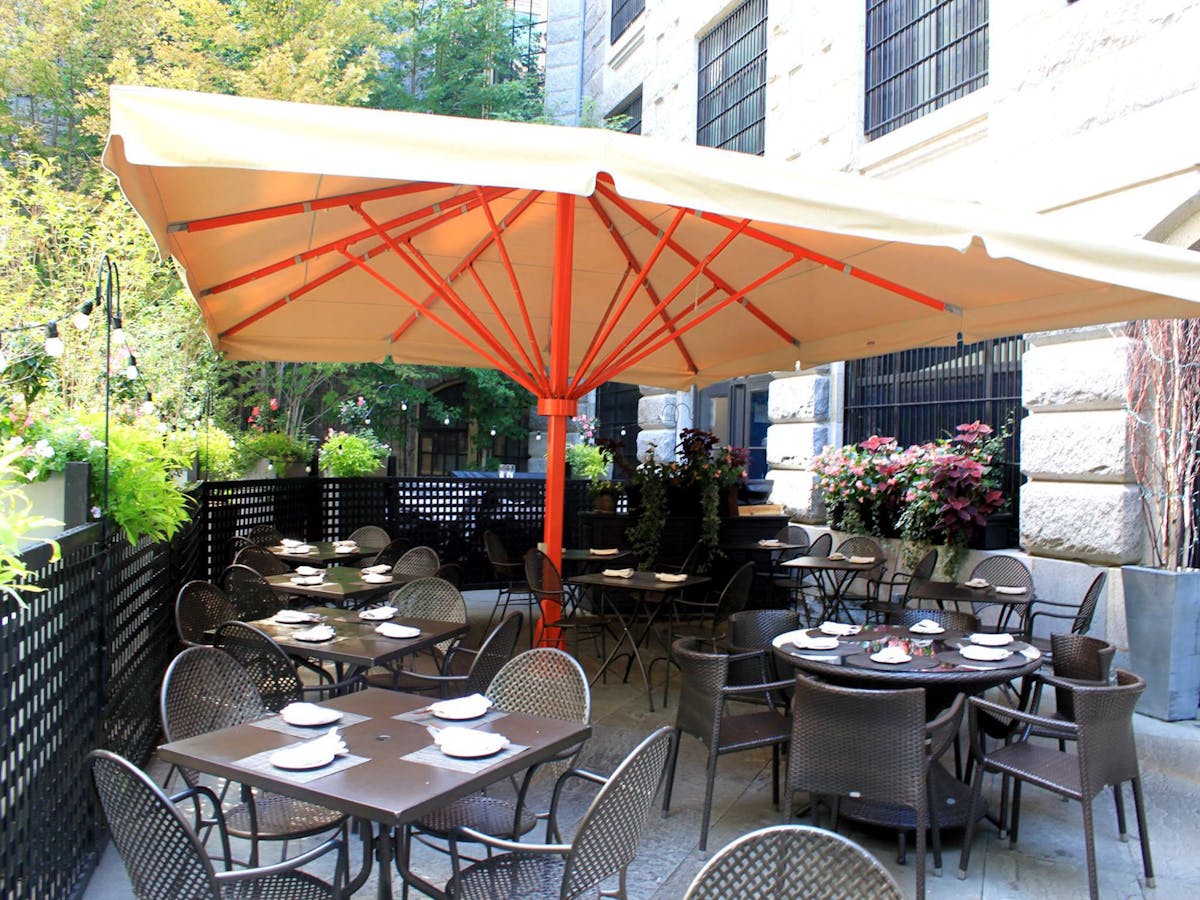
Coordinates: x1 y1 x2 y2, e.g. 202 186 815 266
1 528 104 899
320 479 391 542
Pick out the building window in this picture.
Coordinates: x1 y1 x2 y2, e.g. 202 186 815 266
697 0 767 156
611 0 644 43
595 381 640 460
699 374 771 480
864 0 988 140
609 89 642 135
417 383 470 475
843 335 1024 541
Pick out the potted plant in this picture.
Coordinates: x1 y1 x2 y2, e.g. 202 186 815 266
1122 318 1200 720
318 429 388 477
237 431 309 478
589 478 624 514
0 446 61 608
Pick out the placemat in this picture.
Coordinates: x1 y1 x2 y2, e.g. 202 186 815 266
935 650 1033 670
250 711 370 740
844 652 940 672
804 628 869 643
233 748 370 784
779 641 860 659
393 708 507 728
400 741 529 775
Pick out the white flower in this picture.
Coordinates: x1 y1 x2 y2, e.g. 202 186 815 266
34 439 54 458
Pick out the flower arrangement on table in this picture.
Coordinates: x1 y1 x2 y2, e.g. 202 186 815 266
812 420 1008 577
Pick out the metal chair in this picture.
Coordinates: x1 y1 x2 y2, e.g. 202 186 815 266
220 563 284 621
831 535 887 618
865 547 938 623
213 621 356 710
483 530 538 644
433 563 463 589
523 549 613 660
393 612 524 699
406 648 591 865
160 647 346 867
347 525 390 547
958 670 1155 899
785 675 964 899
965 555 1034 630
175 581 235 648
445 726 673 900
392 545 441 578
774 532 832 622
87 749 345 899
884 606 980 634
685 824 904 899
361 537 412 570
1021 572 1106 657
662 637 792 851
246 524 284 546
234 543 293 577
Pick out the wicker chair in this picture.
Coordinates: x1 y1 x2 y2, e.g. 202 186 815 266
785 675 964 899
524 549 612 659
247 524 284 546
87 750 345 900
1021 572 1106 657
213 621 356 711
234 544 293 577
434 563 463 589
347 525 390 548
445 726 673 900
725 608 799 696
483 530 538 645
662 637 792 851
831 535 886 618
407 648 591 863
884 606 980 634
392 545 441 578
392 612 524 699
964 556 1034 629
361 537 412 570
684 824 904 900
220 564 284 621
160 647 346 867
865 548 938 623
958 670 1155 899
774 532 832 623
175 581 235 648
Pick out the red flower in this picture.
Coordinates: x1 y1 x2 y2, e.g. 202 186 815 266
269 398 279 411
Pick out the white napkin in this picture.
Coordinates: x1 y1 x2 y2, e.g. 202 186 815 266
827 552 847 561
333 539 358 547
272 610 322 625
773 629 841 651
758 538 782 546
361 572 393 584
909 618 945 634
969 632 1014 647
335 545 358 553
871 647 912 664
280 538 303 548
654 572 688 583
1018 646 1042 661
359 605 397 621
292 624 335 642
375 622 421 639
602 568 634 578
361 564 391 575
433 726 508 757
290 574 325 586
430 693 493 719
280 702 342 727
995 585 1028 595
270 726 348 769
960 644 1012 662
590 548 620 556
965 577 989 588
848 555 875 564
294 565 322 576
819 621 861 636
292 544 315 554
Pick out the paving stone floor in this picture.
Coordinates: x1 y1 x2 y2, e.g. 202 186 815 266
86 590 1200 899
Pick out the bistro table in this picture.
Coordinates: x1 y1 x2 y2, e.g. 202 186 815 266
561 547 636 570
266 566 422 609
246 607 468 683
157 688 591 900
268 541 386 567
566 570 711 712
777 555 884 623
906 577 1034 632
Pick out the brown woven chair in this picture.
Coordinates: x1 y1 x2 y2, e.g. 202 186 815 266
685 824 904 899
246 524 284 546
445 726 673 900
885 606 980 634
662 637 792 851
160 647 346 867
964 555 1034 629
88 750 345 899
725 608 799 697
483 530 538 644
175 580 235 648
220 563 284 621
1021 572 1106 657
392 545 441 578
958 670 1155 899
234 543 293 577
785 674 964 899
392 612 524 699
865 547 938 623
347 524 389 547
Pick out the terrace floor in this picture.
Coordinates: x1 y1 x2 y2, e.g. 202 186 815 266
86 589 1200 899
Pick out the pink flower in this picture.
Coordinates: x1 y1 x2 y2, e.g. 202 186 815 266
251 406 261 417
357 397 365 407
269 398 279 411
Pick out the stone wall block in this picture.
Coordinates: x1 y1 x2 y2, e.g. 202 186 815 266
766 423 830 469
1020 409 1134 482
767 469 824 522
1022 337 1134 412
637 393 677 429
1020 481 1143 565
768 373 830 423
636 429 676 463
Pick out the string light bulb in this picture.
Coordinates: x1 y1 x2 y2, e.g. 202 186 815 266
620 427 627 436
73 300 94 331
44 322 65 357
400 401 408 411
125 353 139 380
535 431 542 441
443 415 450 426
111 315 126 346
140 392 155 415
489 428 496 436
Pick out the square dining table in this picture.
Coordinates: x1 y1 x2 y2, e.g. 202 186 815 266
156 688 591 900
268 541 386 566
266 566 422 608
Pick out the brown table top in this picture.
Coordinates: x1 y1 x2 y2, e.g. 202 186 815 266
268 541 384 565
907 577 1034 608
562 548 634 563
248 607 467 670
266 565 418 606
156 689 591 828
778 555 883 572
720 541 807 553
567 571 711 592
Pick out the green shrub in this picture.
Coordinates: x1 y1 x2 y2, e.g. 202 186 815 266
168 424 239 480
319 430 387 477
237 431 309 474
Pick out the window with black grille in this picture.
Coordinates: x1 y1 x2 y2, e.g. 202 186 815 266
843 335 1023 541
611 0 644 43
595 381 640 465
697 0 767 155
609 89 643 135
865 0 988 140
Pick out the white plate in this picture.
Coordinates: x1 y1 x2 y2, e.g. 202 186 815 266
360 606 397 620
361 564 391 575
654 572 687 583
818 621 861 636
272 611 321 625
290 575 325 586
375 623 421 639
795 636 841 651
293 627 336 642
270 745 335 770
964 578 989 589
909 620 946 635
280 703 342 727
335 546 357 553
960 644 1012 662
361 573 393 584
969 632 1014 647
430 694 493 720
435 729 509 758
870 651 912 664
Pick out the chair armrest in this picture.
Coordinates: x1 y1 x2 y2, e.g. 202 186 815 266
545 766 609 840
1037 671 1106 691
213 835 342 883
393 669 468 687
967 694 1077 757
721 678 794 697
300 674 363 697
169 784 232 869
450 825 571 856
925 693 965 762
442 644 479 671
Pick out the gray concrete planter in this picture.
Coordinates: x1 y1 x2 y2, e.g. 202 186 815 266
1122 565 1200 721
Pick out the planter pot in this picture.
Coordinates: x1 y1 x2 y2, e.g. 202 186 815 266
969 512 1015 550
593 493 618 514
1122 565 1200 721
23 461 90 539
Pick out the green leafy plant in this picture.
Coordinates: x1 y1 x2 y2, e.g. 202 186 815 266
237 431 309 475
566 441 612 481
167 424 239 480
0 447 61 607
97 420 194 545
627 447 669 570
319 430 387 477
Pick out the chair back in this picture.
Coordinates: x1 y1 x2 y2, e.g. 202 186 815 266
220 564 282 621
560 726 674 900
484 530 523 580
886 606 980 634
161 647 266 786
714 562 756 625
214 621 303 712
780 526 810 553
685 824 904 900
969 555 1033 591
905 548 939 590
462 612 524 697
807 532 833 557
434 563 463 589
1072 670 1146 797
523 549 567 608
788 675 927 811
388 576 466 656
371 537 413 570
677 541 708 575
233 544 292 577
836 535 884 559
729 608 799 650
175 581 235 648
246 524 284 546
672 638 733 750
1072 572 1106 634
1050 633 1115 722
347 525 390 548
393 545 440 577
88 750 219 898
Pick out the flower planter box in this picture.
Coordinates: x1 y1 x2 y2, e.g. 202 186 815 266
23 462 90 539
969 512 1015 550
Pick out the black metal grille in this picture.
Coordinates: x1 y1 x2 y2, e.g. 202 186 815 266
697 0 767 155
611 0 644 43
844 335 1024 539
610 90 643 135
865 0 988 140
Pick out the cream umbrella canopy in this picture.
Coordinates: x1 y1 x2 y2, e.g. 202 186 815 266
104 85 1200 627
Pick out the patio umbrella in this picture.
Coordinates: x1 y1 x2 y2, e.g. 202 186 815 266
104 85 1200 636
